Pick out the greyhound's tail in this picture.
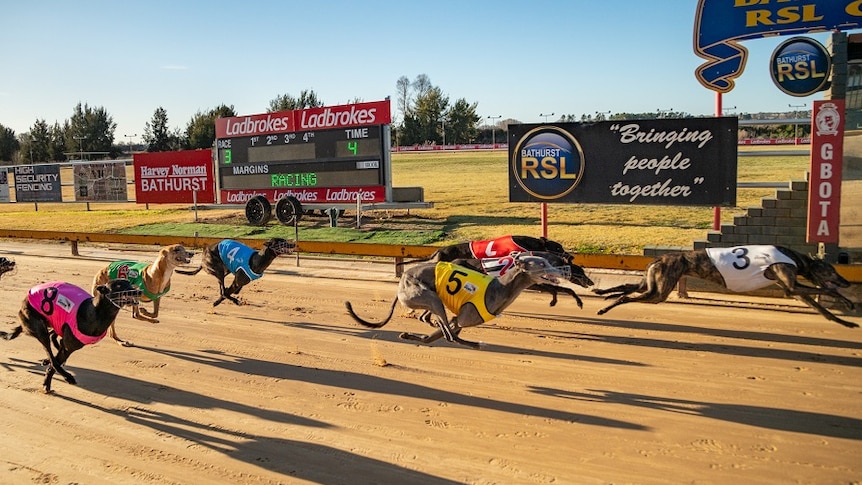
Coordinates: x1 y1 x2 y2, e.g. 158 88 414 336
175 266 203 276
0 326 23 341
344 299 398 328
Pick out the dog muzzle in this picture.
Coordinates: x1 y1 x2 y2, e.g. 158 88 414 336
529 265 571 283
108 289 143 308
272 240 297 255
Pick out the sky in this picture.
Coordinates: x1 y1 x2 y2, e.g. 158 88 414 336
0 1 846 145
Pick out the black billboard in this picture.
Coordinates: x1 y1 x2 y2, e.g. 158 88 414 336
508 117 737 206
14 164 62 202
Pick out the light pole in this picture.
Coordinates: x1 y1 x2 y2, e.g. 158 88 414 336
73 135 87 162
26 133 34 163
439 118 446 146
487 115 501 146
595 110 611 121
789 103 806 145
124 133 137 157
539 112 555 123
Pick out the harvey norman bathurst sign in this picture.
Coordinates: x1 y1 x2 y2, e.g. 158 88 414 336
508 117 738 206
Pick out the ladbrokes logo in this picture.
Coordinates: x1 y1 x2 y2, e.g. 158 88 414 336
299 106 377 129
224 114 291 136
511 127 584 200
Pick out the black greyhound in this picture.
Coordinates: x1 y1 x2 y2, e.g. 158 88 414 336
1 279 141 393
593 245 857 328
186 237 295 306
403 235 571 265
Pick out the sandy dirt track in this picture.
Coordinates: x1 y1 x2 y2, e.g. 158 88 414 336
0 240 860 485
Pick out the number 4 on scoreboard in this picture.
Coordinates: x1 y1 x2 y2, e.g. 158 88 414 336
347 141 358 155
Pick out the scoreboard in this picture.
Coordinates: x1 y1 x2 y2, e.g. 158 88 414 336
215 100 392 206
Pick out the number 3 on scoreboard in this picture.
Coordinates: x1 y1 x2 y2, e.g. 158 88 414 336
224 149 232 164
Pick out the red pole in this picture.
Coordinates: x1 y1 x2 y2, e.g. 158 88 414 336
713 91 722 231
541 202 548 238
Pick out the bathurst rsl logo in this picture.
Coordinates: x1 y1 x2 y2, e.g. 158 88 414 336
511 127 585 200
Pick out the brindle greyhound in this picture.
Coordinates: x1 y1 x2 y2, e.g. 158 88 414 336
184 237 295 306
345 253 569 349
1 279 141 393
453 250 594 308
0 257 15 280
593 245 857 328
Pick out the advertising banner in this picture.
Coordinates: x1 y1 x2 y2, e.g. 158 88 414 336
73 161 128 201
693 0 861 93
134 150 215 204
508 117 738 206
14 164 62 202
0 168 9 202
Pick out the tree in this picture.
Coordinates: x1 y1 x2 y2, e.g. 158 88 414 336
65 102 117 159
395 76 412 121
143 107 174 152
446 98 480 144
19 119 51 163
187 104 236 149
267 89 324 112
48 122 67 162
0 124 18 162
414 85 448 144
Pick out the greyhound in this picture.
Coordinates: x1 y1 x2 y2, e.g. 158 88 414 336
345 253 570 349
593 245 857 328
183 238 295 306
453 250 594 308
1 279 141 393
400 235 576 307
401 235 571 266
92 244 197 346
0 257 16 280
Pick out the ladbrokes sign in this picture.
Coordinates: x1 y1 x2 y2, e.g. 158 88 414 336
215 100 391 138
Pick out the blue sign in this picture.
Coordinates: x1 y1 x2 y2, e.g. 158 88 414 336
770 37 832 96
694 0 862 93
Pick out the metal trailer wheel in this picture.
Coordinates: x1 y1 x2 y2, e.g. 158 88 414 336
275 196 303 225
245 195 272 226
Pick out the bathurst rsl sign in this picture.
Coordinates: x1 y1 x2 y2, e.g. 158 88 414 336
509 117 738 206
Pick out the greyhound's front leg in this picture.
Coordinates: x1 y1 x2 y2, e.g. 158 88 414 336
132 303 159 324
213 277 229 307
108 322 133 347
797 294 859 328
446 321 483 349
137 299 160 321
